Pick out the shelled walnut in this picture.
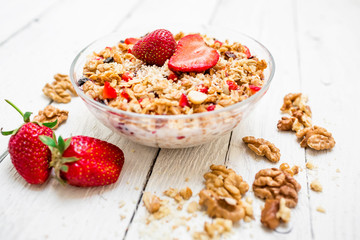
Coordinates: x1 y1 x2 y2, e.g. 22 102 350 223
242 136 281 163
253 168 301 208
281 93 311 117
277 117 295 131
204 165 249 201
33 105 68 129
296 126 335 150
43 73 77 103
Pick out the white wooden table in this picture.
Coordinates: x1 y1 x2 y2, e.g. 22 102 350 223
0 0 359 239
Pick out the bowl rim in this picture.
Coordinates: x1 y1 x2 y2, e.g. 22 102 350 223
69 25 275 120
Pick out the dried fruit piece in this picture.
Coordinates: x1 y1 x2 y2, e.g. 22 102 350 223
121 72 133 82
207 105 216 111
179 93 190 107
249 85 261 92
243 45 251 58
167 72 178 81
253 168 301 208
124 38 139 45
168 34 220 72
224 51 237 59
296 126 335 150
103 82 117 99
120 90 130 101
103 57 114 63
226 80 238 91
132 29 176 66
242 136 281 163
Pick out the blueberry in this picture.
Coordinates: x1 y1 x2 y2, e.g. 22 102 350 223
78 77 89 86
120 40 125 43
104 57 114 63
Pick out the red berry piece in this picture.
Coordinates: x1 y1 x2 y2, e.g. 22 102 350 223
1 100 57 184
132 29 176 66
207 105 216 111
124 38 140 45
103 82 117 99
214 40 223 46
198 84 208 94
120 90 130 101
122 72 133 82
243 45 251 58
226 80 238 90
168 34 220 73
40 135 125 187
168 71 178 81
179 93 190 107
249 85 261 92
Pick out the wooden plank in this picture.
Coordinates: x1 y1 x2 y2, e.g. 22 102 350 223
0 0 162 239
297 0 360 239
0 0 58 44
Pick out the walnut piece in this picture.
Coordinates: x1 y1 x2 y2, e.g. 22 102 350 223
310 180 323 192
180 187 193 200
277 117 295 131
276 198 291 223
296 126 335 150
199 189 245 222
187 201 199 213
33 105 68 129
281 93 311 117
280 163 299 176
43 73 77 103
261 199 280 230
306 161 316 170
204 218 232 238
253 168 301 208
316 206 326 213
204 164 249 201
143 192 161 214
242 136 281 163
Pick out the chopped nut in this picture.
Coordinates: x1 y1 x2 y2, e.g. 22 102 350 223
316 206 326 213
336 168 340 173
253 168 301 208
199 189 245 222
306 161 315 170
143 192 161 214
188 90 208 104
43 73 77 103
164 188 178 198
296 126 335 150
33 105 68 129
204 165 249 201
277 117 295 131
119 201 125 208
152 205 170 220
281 93 311 117
279 163 299 176
180 187 193 200
174 193 183 203
261 199 280 230
204 218 232 238
276 198 291 223
310 180 323 192
187 201 199 213
242 136 281 163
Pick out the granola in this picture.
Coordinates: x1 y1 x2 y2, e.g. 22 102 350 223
80 32 267 115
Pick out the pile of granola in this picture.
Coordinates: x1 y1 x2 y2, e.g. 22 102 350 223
80 32 267 115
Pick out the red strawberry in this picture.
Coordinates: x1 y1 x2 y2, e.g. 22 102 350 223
179 93 190 107
249 84 261 92
132 29 176 66
103 82 117 99
124 38 140 45
168 71 178 81
226 80 238 90
197 84 208 94
120 90 130 101
40 135 124 187
121 72 133 82
168 34 220 72
1 100 57 184
207 105 216 111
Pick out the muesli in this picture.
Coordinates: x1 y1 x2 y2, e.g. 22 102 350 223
79 29 267 115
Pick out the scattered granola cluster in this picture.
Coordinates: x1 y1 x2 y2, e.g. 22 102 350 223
242 136 281 163
277 93 335 150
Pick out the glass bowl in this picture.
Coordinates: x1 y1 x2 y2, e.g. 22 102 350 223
70 25 275 148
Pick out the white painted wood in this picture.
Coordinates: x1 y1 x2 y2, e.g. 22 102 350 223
0 0 58 44
297 0 360 239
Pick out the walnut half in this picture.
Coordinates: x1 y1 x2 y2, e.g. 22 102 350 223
253 168 301 208
296 126 335 150
242 136 281 163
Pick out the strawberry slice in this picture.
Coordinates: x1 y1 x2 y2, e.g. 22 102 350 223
103 82 117 99
249 85 261 92
206 105 216 111
168 34 220 73
179 94 190 107
122 72 133 82
124 38 140 45
168 71 178 81
120 90 130 101
226 80 238 91
132 29 176 66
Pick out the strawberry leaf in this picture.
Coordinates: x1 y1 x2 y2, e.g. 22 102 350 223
42 119 58 129
39 135 57 148
23 111 32 123
58 136 66 154
62 157 78 163
60 165 69 172
1 128 19 136
64 138 72 151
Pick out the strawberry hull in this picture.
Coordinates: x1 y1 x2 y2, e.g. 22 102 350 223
8 123 53 184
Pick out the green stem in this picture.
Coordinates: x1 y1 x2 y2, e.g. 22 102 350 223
5 99 24 118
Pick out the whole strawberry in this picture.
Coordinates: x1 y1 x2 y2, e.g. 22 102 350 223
132 29 176 66
1 100 57 184
40 135 124 187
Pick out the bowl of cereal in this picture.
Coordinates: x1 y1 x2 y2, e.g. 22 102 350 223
70 25 275 148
